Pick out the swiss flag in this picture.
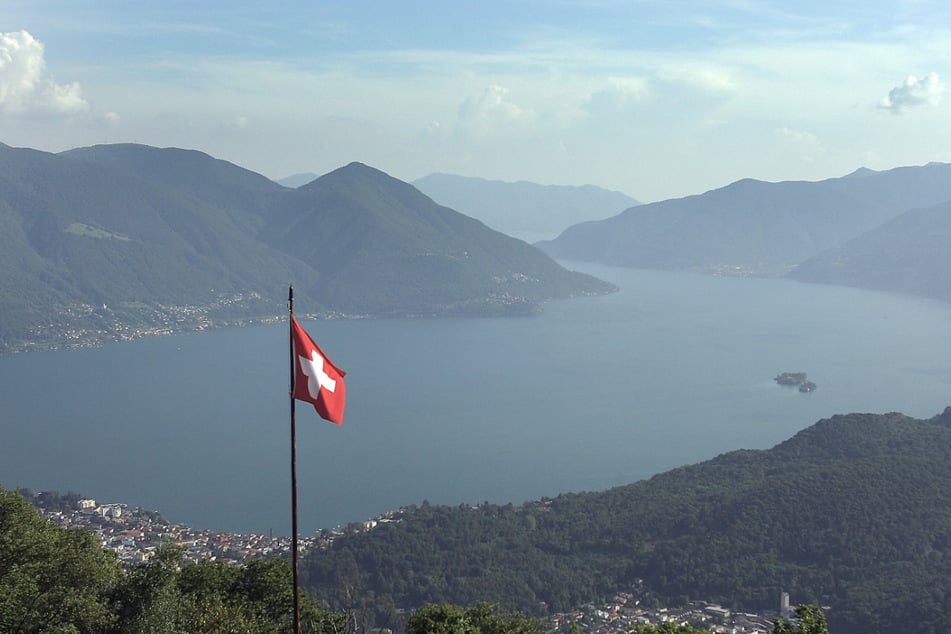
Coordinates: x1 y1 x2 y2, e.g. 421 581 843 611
291 316 347 425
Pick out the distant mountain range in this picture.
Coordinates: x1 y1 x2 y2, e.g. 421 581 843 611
0 143 614 353
538 163 951 302
277 172 320 188
303 407 951 634
413 173 639 243
10 145 951 353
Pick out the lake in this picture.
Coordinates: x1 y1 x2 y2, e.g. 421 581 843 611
2 263 950 535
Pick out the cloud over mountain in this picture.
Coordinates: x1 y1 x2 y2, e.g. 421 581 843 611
455 84 534 139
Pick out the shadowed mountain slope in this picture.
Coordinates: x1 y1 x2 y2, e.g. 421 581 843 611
303 408 951 634
538 163 951 277
789 199 951 302
260 162 615 316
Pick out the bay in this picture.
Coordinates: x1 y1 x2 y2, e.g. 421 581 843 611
2 263 950 535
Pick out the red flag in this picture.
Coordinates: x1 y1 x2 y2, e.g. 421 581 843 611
291 316 347 425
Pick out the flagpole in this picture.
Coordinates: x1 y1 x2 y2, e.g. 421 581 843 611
288 285 302 634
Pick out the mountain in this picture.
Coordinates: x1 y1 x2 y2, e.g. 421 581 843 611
0 144 614 352
538 163 951 277
302 408 951 634
259 163 615 317
61 144 288 222
788 199 951 302
413 173 639 243
0 143 314 351
277 172 320 188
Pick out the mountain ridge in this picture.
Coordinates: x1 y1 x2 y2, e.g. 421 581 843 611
414 172 639 243
302 407 951 634
0 145 613 353
538 162 951 282
260 161 615 316
788 198 951 301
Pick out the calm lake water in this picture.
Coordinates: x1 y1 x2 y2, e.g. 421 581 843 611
2 263 951 535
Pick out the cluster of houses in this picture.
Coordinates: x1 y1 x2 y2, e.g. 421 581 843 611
21 291 278 353
550 584 797 633
42 498 319 566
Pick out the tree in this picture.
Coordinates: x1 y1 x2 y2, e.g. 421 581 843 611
0 486 121 633
407 602 544 634
113 545 347 633
406 603 472 634
229 557 347 633
771 605 829 634
109 542 188 634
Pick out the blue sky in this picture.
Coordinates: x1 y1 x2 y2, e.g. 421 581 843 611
3 1 950 201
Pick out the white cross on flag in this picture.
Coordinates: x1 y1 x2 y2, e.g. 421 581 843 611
291 316 347 425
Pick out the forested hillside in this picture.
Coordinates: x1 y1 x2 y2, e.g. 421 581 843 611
303 408 951 634
538 162 951 279
788 198 951 302
0 143 613 353
258 162 615 317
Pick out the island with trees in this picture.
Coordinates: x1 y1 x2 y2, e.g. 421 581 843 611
774 372 817 392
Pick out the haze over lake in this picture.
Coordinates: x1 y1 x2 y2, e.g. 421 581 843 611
3 263 950 535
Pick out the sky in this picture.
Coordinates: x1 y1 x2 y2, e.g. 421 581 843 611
2 1 951 202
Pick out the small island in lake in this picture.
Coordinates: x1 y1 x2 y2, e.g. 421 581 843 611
774 372 817 393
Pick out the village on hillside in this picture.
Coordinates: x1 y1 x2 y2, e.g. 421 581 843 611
41 498 800 633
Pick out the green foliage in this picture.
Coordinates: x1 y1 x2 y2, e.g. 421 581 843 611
771 605 829 634
303 411 951 634
112 545 346 633
0 486 121 633
302 501 621 625
406 602 544 634
16 488 84 513
2 485 346 633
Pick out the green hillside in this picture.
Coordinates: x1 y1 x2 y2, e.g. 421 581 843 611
0 144 613 352
538 163 951 278
0 144 316 351
302 408 951 634
60 143 286 233
260 162 614 316
789 199 951 302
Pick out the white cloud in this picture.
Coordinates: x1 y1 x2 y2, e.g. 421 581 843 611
420 119 443 140
585 77 650 115
779 126 820 146
779 126 824 164
0 30 90 116
454 85 534 139
879 72 944 114
657 63 736 93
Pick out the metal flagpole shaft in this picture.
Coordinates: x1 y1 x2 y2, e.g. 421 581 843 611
289 285 301 634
